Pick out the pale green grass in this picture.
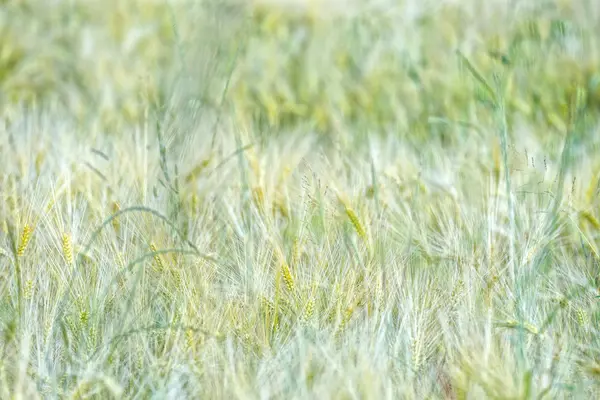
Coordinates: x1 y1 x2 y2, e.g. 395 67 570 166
1 0 600 398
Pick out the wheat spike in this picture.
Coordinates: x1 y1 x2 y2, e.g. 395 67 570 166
149 243 165 271
80 309 89 327
411 335 423 372
116 252 125 268
261 296 275 314
450 279 465 308
337 193 368 244
492 138 501 183
191 193 199 216
334 305 353 340
185 156 212 183
581 211 600 229
303 298 314 322
23 279 34 300
35 150 46 176
44 198 56 213
185 328 195 352
345 206 367 242
112 201 121 233
291 236 302 267
282 263 295 292
495 320 539 335
576 308 589 330
62 233 73 264
87 325 97 354
252 186 265 209
17 224 33 257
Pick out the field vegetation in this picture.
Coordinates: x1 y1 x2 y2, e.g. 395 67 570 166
1 0 600 398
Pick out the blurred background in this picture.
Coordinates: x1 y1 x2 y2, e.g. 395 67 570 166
1 0 599 146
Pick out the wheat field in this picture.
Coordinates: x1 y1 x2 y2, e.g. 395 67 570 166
1 0 600 398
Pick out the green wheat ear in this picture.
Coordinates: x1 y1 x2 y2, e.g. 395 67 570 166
23 279 34 300
576 308 589 331
302 298 314 323
411 334 424 373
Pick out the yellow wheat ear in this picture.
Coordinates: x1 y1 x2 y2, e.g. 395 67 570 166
62 233 73 265
149 243 165 271
291 236 302 267
111 201 121 233
35 149 46 176
281 263 295 293
336 192 368 245
17 224 33 257
344 205 367 242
